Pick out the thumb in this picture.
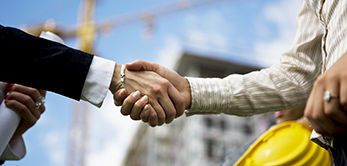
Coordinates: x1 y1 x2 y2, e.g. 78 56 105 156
126 60 156 71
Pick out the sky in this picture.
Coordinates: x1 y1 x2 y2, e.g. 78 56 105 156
1 0 302 165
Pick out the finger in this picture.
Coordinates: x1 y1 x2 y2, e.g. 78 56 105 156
140 104 150 123
167 84 185 118
312 88 339 135
130 95 149 120
11 84 42 102
120 91 141 116
151 100 166 126
305 84 330 135
126 60 157 71
324 83 347 126
147 105 159 127
150 80 176 124
6 91 40 119
113 88 127 106
158 95 176 124
5 99 37 127
5 83 14 93
11 85 42 113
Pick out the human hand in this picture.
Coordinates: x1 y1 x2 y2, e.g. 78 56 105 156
304 52 347 136
110 64 185 127
4 83 46 143
114 60 191 126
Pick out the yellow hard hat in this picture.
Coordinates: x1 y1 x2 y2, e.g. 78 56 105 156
234 121 332 166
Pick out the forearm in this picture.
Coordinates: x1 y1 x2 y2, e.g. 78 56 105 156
0 25 93 100
186 3 324 116
186 57 319 116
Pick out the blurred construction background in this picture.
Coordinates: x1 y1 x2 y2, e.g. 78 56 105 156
1 0 302 165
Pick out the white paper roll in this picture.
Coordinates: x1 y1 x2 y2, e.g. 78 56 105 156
0 83 21 155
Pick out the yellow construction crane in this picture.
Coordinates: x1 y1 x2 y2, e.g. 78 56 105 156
22 0 228 166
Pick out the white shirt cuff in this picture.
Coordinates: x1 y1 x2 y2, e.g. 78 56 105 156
0 137 26 160
80 56 115 107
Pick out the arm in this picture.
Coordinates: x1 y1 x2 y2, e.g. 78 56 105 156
0 25 184 120
0 25 93 100
184 2 323 116
114 2 324 122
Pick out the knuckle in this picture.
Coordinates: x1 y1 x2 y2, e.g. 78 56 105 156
161 79 171 87
27 119 37 127
11 85 19 91
31 88 40 96
166 110 176 119
308 111 322 121
151 85 164 95
314 75 325 86
23 95 32 103
304 110 312 119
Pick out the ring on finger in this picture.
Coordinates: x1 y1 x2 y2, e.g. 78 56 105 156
35 96 45 109
323 91 338 102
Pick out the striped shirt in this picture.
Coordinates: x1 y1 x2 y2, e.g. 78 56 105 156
185 0 347 116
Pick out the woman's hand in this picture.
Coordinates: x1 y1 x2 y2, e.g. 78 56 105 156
305 52 347 136
4 83 46 143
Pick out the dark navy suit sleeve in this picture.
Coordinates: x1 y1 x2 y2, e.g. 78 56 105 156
0 25 94 100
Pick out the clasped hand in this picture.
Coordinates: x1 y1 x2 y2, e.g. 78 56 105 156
110 61 191 127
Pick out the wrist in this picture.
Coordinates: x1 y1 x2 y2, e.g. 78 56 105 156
109 63 123 94
182 77 192 109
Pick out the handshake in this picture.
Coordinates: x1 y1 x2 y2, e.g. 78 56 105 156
109 60 191 127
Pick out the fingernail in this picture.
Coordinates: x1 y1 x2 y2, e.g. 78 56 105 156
4 100 8 104
143 104 149 113
4 95 8 99
141 95 149 103
119 89 126 97
132 91 141 98
6 87 12 92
